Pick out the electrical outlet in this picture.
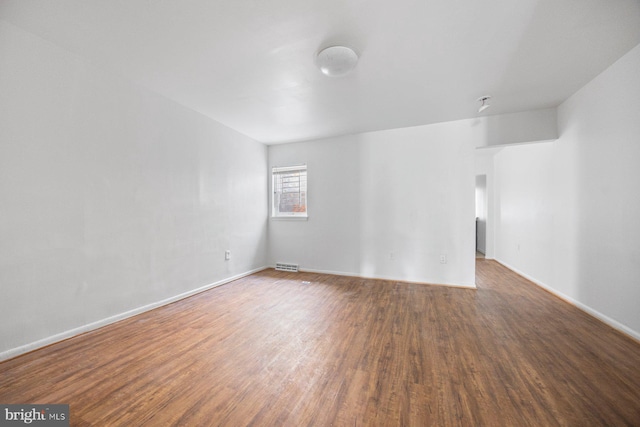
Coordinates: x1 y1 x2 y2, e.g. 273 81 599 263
390 252 395 261
439 254 447 264
225 250 231 260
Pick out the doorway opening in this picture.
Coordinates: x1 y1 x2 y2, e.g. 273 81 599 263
475 174 487 259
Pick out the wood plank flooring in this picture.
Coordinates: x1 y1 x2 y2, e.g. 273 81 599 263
1 260 640 426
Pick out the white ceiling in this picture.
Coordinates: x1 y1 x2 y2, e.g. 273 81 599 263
2 0 639 144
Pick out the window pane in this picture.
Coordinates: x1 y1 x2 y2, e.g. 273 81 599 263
272 166 307 216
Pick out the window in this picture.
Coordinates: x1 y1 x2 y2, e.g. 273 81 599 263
272 164 307 218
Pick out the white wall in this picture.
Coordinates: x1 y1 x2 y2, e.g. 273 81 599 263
268 122 477 288
493 43 640 339
474 108 558 149
0 21 268 358
494 142 555 285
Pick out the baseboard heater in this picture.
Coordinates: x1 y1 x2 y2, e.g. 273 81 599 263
275 263 299 272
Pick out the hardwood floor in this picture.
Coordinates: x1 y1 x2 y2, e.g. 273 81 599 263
1 260 639 426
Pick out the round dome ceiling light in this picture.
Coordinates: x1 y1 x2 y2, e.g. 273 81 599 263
316 46 359 77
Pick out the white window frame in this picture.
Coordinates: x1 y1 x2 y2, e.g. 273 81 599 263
272 164 308 219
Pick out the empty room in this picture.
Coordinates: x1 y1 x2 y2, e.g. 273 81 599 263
1 0 640 425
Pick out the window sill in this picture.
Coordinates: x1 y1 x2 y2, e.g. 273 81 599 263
271 216 308 221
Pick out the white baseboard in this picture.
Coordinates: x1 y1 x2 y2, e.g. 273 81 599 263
494 259 640 343
0 266 269 362
274 265 476 289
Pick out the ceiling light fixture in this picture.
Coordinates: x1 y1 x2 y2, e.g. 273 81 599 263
316 46 358 77
477 96 491 113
